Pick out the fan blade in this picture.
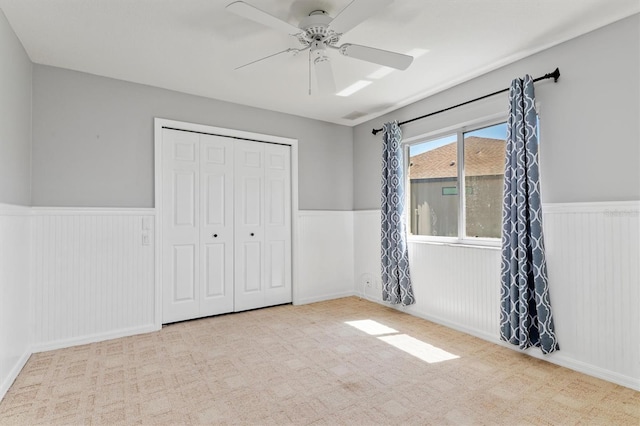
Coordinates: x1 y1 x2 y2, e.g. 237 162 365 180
339 43 413 70
235 48 299 70
314 56 336 94
226 1 300 35
329 0 394 34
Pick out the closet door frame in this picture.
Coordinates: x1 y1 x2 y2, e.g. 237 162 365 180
153 118 299 328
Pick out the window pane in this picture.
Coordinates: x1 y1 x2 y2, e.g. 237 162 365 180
463 123 506 238
408 135 458 236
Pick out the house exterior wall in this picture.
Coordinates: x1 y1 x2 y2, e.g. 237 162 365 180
465 175 503 238
410 178 458 237
409 175 503 238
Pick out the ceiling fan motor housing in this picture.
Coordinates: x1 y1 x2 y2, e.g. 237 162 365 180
298 10 340 46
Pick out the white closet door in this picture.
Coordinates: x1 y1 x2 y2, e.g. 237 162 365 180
199 135 234 316
162 127 292 321
234 140 265 312
264 143 292 306
162 129 201 323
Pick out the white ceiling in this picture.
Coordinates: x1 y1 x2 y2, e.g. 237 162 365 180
1 0 638 126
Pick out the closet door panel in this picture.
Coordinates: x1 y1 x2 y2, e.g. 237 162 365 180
234 141 265 312
264 144 292 305
162 129 201 323
242 177 262 226
174 172 197 226
266 240 286 288
204 243 226 296
241 242 262 292
173 244 196 301
200 135 234 316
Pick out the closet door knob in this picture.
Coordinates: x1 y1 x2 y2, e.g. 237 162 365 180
213 234 218 238
250 233 255 237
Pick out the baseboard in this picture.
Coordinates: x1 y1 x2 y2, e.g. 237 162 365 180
388 302 498 344
523 348 640 391
31 324 159 354
294 290 356 306
354 290 382 303
372 299 640 391
0 350 31 401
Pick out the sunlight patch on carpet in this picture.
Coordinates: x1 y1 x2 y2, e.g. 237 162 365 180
378 334 460 363
345 319 459 363
345 319 398 335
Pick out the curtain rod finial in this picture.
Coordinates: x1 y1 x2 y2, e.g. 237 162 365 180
372 128 381 135
552 67 560 82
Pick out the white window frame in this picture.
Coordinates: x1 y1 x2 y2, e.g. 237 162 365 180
404 112 507 247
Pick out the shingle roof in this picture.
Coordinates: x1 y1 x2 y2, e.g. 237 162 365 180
409 136 505 179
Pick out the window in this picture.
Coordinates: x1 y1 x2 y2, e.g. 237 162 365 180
407 122 507 241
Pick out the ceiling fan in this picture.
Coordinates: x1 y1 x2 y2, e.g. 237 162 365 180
226 0 413 95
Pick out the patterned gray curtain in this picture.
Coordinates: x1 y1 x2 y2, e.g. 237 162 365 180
500 75 559 354
381 121 415 306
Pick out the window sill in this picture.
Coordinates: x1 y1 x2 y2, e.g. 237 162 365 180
407 237 501 250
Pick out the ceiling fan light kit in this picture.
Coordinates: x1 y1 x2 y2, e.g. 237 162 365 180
226 0 414 95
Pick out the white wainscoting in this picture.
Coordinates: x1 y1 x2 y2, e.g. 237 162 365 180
353 210 383 301
403 242 502 341
353 202 640 390
542 201 639 390
0 204 31 400
2 202 637 399
353 210 501 340
295 211 354 305
30 208 157 352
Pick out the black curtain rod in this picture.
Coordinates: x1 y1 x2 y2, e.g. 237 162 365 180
371 67 560 136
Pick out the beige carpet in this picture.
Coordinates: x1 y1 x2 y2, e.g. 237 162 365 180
1 297 638 425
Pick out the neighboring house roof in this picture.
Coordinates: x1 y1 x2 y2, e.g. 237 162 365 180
409 136 506 179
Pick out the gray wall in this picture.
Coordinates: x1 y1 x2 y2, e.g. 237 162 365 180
354 14 640 209
0 10 32 205
32 66 354 210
